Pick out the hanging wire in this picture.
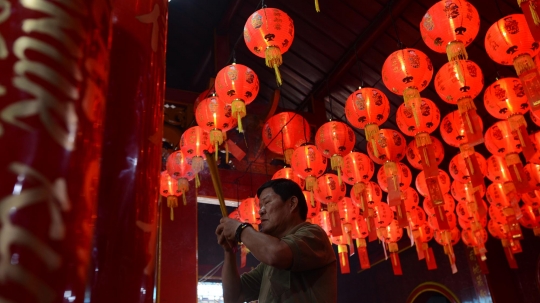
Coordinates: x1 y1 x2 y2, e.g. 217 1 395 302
198 261 224 282
326 80 333 121
389 0 404 49
494 0 504 18
353 40 365 88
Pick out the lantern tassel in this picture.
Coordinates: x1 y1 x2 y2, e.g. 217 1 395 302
365 124 380 158
232 99 247 133
514 54 535 76
195 174 200 188
331 155 343 185
182 189 187 206
225 140 229 164
508 114 528 148
192 156 205 174
403 87 421 127
531 1 540 25
457 97 477 133
315 0 320 12
305 176 317 191
284 148 294 165
446 40 468 61
266 46 283 86
167 195 178 221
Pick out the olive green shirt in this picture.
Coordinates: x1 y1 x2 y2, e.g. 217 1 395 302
240 222 337 303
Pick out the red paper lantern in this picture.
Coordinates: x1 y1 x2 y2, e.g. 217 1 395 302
244 8 294 85
423 193 456 217
350 215 370 239
416 223 435 242
194 87 214 113
485 14 539 65
378 220 403 243
456 199 488 222
428 212 457 231
486 183 513 210
345 87 390 148
382 48 433 127
529 131 540 164
160 171 181 197
440 110 483 147
160 171 181 220
215 63 259 133
228 209 241 221
342 152 375 185
166 150 195 205
238 197 260 224
373 202 394 228
435 60 484 104
396 98 440 136
263 112 311 164
484 120 522 156
420 0 480 61
290 145 327 191
381 48 433 95
406 136 444 170
317 211 334 237
484 78 529 119
377 162 412 192
416 169 451 197
485 155 512 183
195 96 237 154
485 14 540 111
435 227 461 246
524 163 540 190
448 151 487 183
461 227 488 247
272 167 306 189
338 197 359 227
304 191 321 220
367 129 407 164
351 181 383 209
521 190 540 209
408 205 427 230
180 126 212 178
315 121 355 180
400 187 420 210
450 180 486 202
458 213 488 230
314 173 347 205
519 205 540 233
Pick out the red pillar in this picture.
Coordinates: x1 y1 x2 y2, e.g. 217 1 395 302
160 187 198 303
90 0 168 302
0 1 112 302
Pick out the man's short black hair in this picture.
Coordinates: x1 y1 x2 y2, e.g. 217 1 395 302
257 178 308 220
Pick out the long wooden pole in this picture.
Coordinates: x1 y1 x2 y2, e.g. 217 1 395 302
205 150 228 217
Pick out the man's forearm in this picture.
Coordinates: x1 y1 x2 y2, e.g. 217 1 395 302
240 227 293 269
222 250 242 303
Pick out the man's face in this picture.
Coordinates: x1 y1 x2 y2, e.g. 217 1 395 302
258 187 291 238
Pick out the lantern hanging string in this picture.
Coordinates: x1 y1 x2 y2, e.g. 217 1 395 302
354 40 365 88
389 0 404 49
327 80 333 121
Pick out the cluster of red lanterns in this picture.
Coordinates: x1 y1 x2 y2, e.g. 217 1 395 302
161 1 540 276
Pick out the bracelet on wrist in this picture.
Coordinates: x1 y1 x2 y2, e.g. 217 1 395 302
235 223 253 243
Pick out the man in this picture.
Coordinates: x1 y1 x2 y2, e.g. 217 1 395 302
215 178 337 303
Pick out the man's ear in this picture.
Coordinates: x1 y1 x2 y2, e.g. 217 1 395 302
289 196 299 213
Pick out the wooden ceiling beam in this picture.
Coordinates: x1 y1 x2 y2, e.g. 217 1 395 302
298 0 415 110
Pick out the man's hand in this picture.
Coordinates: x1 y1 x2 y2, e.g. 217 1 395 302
216 217 242 252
